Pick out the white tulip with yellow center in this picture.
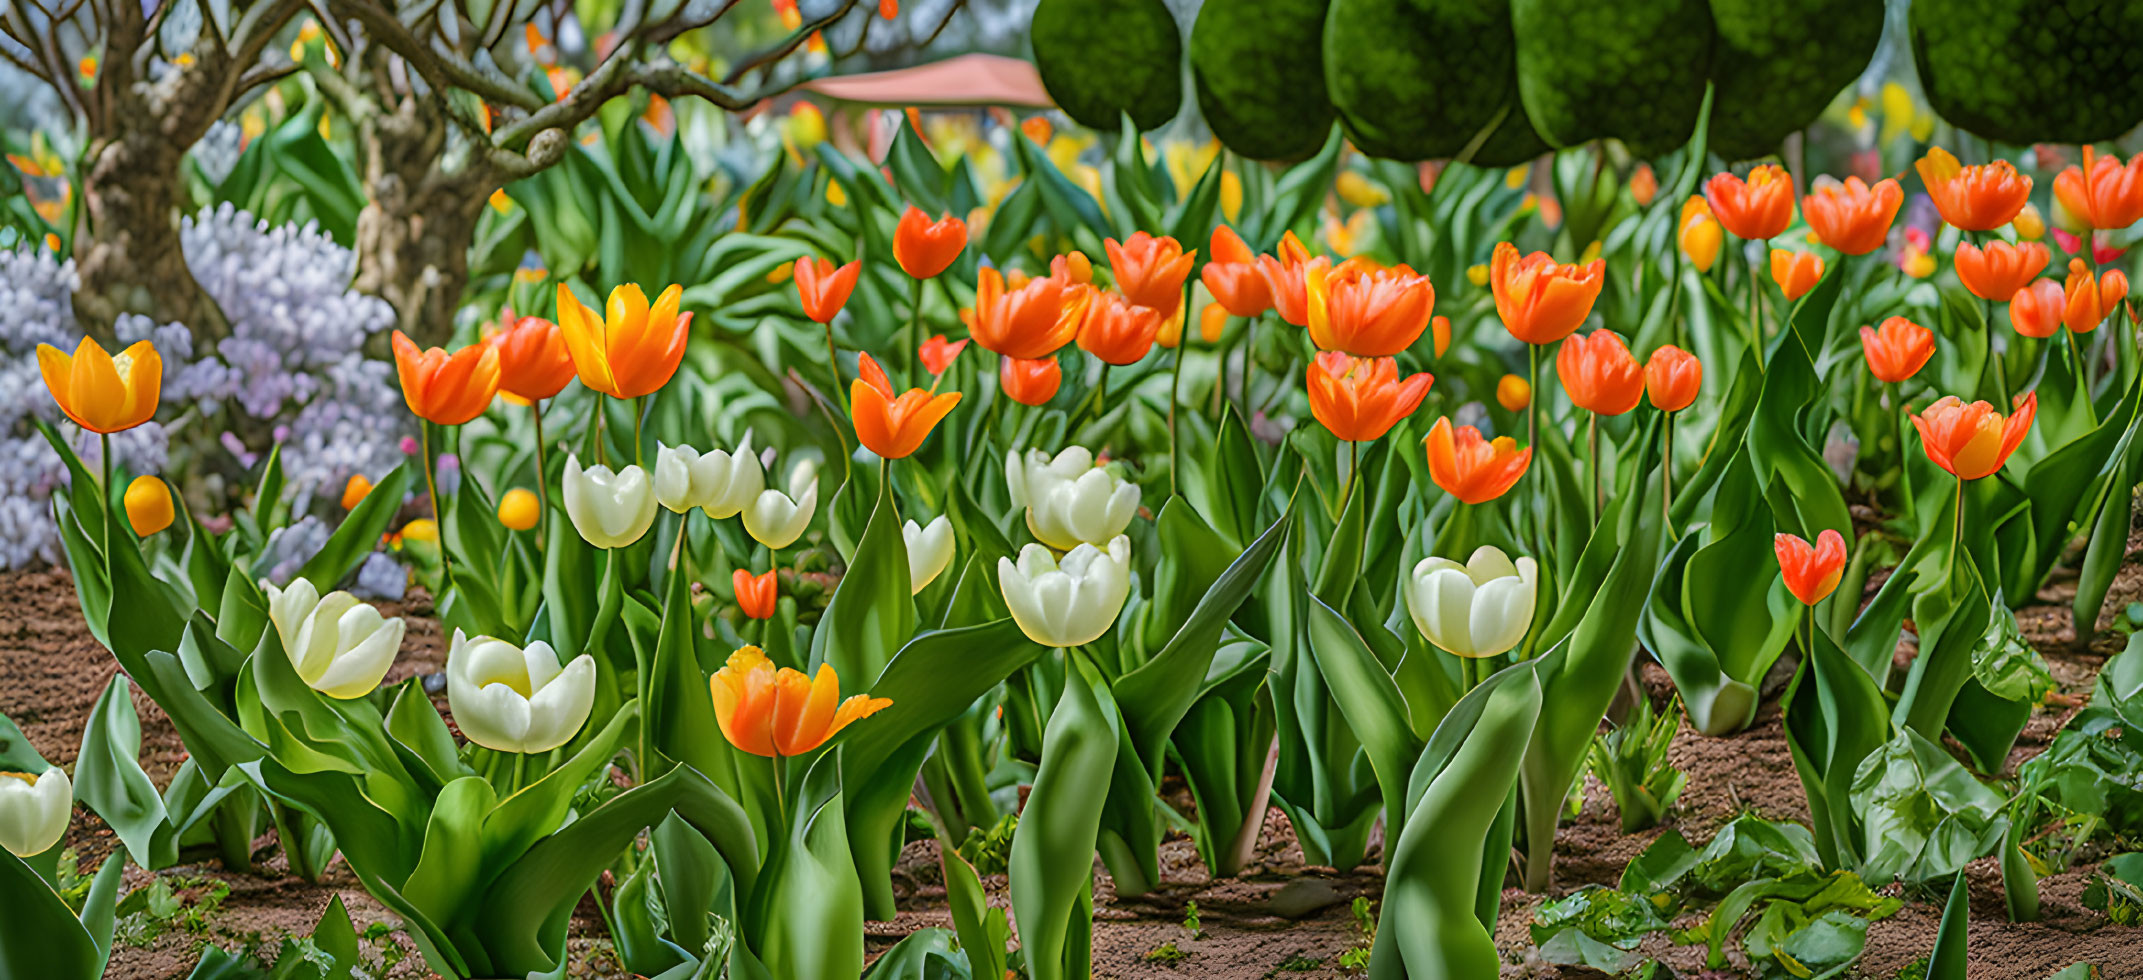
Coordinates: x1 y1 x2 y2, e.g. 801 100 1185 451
0 767 70 857
563 455 659 548
1004 446 1140 551
1403 546 1538 659
743 457 818 550
445 630 598 754
653 435 765 519
998 535 1132 648
904 515 954 593
263 578 406 699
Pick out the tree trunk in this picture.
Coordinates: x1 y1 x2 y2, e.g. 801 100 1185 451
72 114 229 339
351 98 494 347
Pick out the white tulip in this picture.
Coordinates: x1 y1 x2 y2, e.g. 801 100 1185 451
904 516 955 594
0 767 69 857
262 578 406 699
1004 446 1141 551
563 455 659 549
743 459 818 549
1403 546 1538 659
998 535 1133 648
653 435 765 519
445 630 598 754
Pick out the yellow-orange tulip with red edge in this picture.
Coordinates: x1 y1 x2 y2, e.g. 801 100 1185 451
965 266 1089 359
1859 317 1936 384
1775 529 1846 605
37 337 161 434
2060 258 2128 334
1915 147 2032 231
794 257 861 323
392 331 501 425
1303 259 1435 357
555 283 691 399
1000 355 1061 406
2053 147 2143 231
1703 165 1795 240
1305 352 1432 443
893 207 967 278
1489 242 1605 345
1802 176 1904 256
1202 225 1272 316
1105 232 1196 316
734 569 777 620
1770 249 1824 301
1425 417 1530 505
849 352 960 459
486 314 575 403
708 645 890 757
1911 392 2036 480
1556 330 1645 416
125 476 172 536
1077 292 1166 365
2008 279 2067 339
1645 345 1701 412
1953 241 2050 302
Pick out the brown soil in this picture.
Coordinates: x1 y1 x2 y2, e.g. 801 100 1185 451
5 547 2142 980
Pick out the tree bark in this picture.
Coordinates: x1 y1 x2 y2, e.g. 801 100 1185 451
350 96 496 347
73 130 228 339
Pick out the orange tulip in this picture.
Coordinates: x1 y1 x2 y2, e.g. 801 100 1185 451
36 337 161 434
1802 176 1903 256
1644 345 1701 412
1704 165 1795 241
1953 241 2050 302
392 331 501 426
965 266 1089 359
1774 529 1846 606
1425 417 1530 505
1303 259 1435 357
1629 163 1659 208
1915 147 2032 232
1256 232 1324 327
1053 250 1093 284
849 352 960 459
2060 258 2129 334
341 475 373 510
1105 232 1196 316
1000 354 1062 406
2007 279 2067 339
735 569 777 620
555 282 691 399
893 207 967 279
1556 330 1645 416
1198 302 1229 344
1305 352 1432 443
1858 317 1936 384
1770 249 1825 301
486 314 575 403
1202 225 1272 317
1489 242 1605 345
1496 374 1530 412
1431 315 1451 358
794 256 861 323
2052 146 2143 231
1912 391 2036 481
920 335 968 376
1076 292 1166 365
708 645 891 758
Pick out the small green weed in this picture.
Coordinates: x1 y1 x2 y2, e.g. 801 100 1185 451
114 875 231 947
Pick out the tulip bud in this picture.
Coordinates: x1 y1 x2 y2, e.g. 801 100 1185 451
445 629 597 753
125 475 173 536
654 440 767 519
2012 202 2046 241
1004 446 1141 551
999 536 1133 648
1496 374 1531 412
497 488 540 531
1403 546 1538 658
0 767 69 857
264 578 407 699
742 460 818 549
341 474 373 510
562 455 659 549
903 515 955 593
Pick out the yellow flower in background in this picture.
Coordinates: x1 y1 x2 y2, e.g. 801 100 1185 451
1878 82 1934 145
1336 171 1389 208
2013 203 2046 241
241 109 266 146
1321 210 1374 257
1046 134 1090 173
1577 240 1602 265
826 179 848 207
401 518 439 543
1467 264 1490 288
1220 169 1243 222
43 233 59 252
1847 95 1870 132
489 189 512 213
1496 374 1531 412
1506 165 1529 190
125 476 173 535
318 112 331 141
498 488 541 531
1678 196 1722 273
1163 138 1221 193
788 102 827 148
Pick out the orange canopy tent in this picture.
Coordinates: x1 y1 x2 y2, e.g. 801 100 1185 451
797 53 1054 108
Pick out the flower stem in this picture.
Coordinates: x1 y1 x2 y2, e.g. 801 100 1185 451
532 402 551 549
827 322 849 414
1947 473 1965 583
1527 343 1544 553
423 422 454 588
1662 412 1675 537
1587 411 1600 527
632 396 645 470
1747 248 1767 371
1168 279 1191 499
99 430 112 533
906 276 926 388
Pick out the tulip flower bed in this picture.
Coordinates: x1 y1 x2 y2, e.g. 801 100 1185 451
14 35 2143 980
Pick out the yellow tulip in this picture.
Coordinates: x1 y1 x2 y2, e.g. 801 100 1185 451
124 476 172 535
1496 374 1531 412
498 488 541 531
37 337 161 433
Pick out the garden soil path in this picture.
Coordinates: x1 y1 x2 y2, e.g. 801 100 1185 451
5 554 2142 979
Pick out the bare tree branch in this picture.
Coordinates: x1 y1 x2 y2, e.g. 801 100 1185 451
235 57 303 95
721 0 856 86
